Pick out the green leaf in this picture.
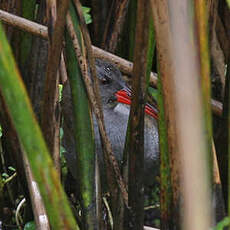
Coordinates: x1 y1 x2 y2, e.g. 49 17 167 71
148 87 158 102
2 173 9 179
24 221 36 230
8 166 16 172
82 6 92 24
82 6 91 13
59 84 63 102
226 0 230 8
64 3 96 228
214 217 230 230
0 22 79 230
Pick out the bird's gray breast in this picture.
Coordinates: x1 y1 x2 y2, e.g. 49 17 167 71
94 104 130 162
94 103 159 186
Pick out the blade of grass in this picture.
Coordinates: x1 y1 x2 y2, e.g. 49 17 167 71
0 22 79 230
64 2 97 228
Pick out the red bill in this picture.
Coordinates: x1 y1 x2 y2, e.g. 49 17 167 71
115 89 158 119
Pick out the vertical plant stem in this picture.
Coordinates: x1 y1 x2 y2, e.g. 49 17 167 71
115 14 155 230
194 0 213 177
102 0 129 53
41 0 70 173
169 0 212 229
126 1 150 229
127 0 137 61
150 0 179 229
19 0 36 74
227 65 230 229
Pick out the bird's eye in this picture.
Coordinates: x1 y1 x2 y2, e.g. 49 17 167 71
107 96 117 104
101 75 112 85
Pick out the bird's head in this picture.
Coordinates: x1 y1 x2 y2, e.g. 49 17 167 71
95 58 158 119
95 59 125 104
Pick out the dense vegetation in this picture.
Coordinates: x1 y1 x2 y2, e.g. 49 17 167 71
0 0 229 229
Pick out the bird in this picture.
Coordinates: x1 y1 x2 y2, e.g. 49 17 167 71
61 58 159 188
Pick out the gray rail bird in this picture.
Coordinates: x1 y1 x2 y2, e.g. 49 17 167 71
62 59 159 187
